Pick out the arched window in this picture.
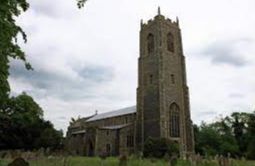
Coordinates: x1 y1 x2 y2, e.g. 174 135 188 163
169 103 180 137
147 33 154 53
167 32 174 52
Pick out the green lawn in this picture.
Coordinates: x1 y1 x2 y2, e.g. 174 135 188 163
1 157 255 166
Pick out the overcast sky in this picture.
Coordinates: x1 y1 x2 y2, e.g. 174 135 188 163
9 0 255 133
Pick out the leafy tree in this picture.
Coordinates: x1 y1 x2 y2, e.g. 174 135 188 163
0 93 63 150
196 122 221 156
228 112 250 155
247 111 255 159
35 122 64 149
0 0 32 111
77 0 88 8
194 112 255 158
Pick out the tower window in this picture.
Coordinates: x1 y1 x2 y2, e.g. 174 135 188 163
149 74 153 84
171 74 175 84
169 103 180 137
147 33 154 53
167 32 174 52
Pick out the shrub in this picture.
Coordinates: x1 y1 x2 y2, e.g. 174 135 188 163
143 137 179 158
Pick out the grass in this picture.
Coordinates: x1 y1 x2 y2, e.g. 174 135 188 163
0 156 255 166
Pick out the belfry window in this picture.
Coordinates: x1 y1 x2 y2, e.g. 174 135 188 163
149 74 153 84
171 74 175 84
167 32 174 52
169 103 180 137
147 33 154 53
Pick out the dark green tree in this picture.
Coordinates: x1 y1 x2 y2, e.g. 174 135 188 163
0 0 32 112
0 93 63 150
247 111 255 159
196 122 221 156
229 112 250 155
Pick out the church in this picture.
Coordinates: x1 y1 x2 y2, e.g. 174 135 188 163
66 8 194 158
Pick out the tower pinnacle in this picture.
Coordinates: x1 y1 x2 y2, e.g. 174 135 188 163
158 6 161 15
176 16 179 25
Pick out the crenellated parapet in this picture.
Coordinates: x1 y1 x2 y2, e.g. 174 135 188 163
140 7 179 29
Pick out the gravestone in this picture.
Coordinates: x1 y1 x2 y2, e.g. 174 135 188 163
169 155 178 166
8 157 29 166
119 154 128 166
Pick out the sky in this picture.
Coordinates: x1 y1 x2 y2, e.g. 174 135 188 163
9 0 255 133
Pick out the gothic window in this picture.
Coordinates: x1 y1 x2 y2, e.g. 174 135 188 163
169 103 180 137
171 74 175 84
167 32 174 52
147 33 154 53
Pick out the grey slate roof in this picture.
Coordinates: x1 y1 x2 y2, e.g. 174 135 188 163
86 106 136 122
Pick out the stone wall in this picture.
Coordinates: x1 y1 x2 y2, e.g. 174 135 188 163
95 129 119 156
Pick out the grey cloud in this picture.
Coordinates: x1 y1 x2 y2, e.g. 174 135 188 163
9 61 114 100
57 116 68 121
201 38 252 67
75 66 114 82
229 93 244 98
28 0 75 18
198 111 217 116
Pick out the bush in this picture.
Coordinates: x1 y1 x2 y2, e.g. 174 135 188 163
247 136 255 160
143 137 179 158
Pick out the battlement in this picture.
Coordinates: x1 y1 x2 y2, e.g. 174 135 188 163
140 7 179 29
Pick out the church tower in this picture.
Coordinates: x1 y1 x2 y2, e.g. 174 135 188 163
136 8 194 156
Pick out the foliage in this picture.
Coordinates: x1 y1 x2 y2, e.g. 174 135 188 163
143 137 179 158
0 0 32 110
247 112 255 159
0 93 63 150
194 111 255 158
77 0 88 8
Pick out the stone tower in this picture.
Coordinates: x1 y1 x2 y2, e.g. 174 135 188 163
136 8 194 156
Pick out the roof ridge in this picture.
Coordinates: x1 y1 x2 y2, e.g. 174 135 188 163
86 105 136 122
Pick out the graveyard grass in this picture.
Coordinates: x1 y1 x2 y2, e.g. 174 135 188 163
1 157 255 166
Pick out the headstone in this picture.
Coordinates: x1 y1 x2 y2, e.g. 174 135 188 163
45 148 50 156
7 157 29 166
119 154 128 166
218 155 224 166
0 151 7 159
169 155 178 166
223 157 230 166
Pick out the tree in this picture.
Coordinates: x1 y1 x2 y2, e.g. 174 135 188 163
0 0 32 111
0 93 63 150
247 111 255 159
229 112 250 155
77 0 88 8
196 122 221 156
